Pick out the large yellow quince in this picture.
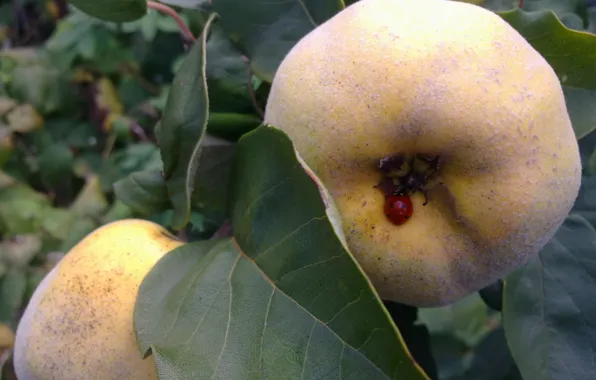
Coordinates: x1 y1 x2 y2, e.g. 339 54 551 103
264 0 581 307
13 219 183 379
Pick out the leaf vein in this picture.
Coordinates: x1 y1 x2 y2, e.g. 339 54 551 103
259 288 276 378
253 215 326 262
210 254 241 379
274 253 342 285
299 321 317 380
325 290 364 325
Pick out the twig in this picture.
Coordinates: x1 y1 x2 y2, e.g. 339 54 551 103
130 122 150 141
147 1 196 43
211 220 233 239
518 0 523 8
177 228 189 242
247 69 264 119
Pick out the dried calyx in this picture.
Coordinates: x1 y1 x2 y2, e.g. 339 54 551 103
374 153 442 205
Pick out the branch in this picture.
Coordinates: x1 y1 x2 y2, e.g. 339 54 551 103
211 220 233 239
147 1 196 43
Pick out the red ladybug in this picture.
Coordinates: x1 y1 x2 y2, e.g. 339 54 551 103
384 194 413 225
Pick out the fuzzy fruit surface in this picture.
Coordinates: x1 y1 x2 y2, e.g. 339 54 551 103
264 0 582 307
13 219 184 380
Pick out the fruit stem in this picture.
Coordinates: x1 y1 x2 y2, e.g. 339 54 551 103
147 1 196 43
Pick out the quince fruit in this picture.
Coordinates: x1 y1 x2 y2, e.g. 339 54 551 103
264 0 581 306
13 219 183 379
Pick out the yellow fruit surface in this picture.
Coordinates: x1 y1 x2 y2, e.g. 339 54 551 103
13 219 183 379
264 0 581 306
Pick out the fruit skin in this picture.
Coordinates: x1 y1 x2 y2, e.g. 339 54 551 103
384 194 413 225
13 219 184 380
264 0 581 307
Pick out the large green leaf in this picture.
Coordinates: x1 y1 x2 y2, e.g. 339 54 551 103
68 0 147 22
503 214 596 380
210 0 345 82
499 9 596 138
157 13 217 230
134 126 428 379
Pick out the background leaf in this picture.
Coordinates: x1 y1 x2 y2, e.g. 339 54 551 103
503 214 596 380
499 9 596 139
0 269 27 329
210 0 345 82
68 0 147 22
205 26 254 114
114 169 171 216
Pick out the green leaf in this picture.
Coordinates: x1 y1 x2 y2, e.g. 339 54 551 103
140 10 159 41
503 214 596 380
157 13 217 230
570 175 596 226
499 9 596 139
100 200 135 224
69 0 147 22
98 142 160 192
0 178 52 236
6 58 76 115
59 217 98 253
463 328 520 380
134 125 429 379
190 135 235 226
520 0 579 17
157 12 191 33
114 169 171 216
0 234 42 268
208 113 262 141
45 14 95 51
41 208 77 241
0 268 27 328
158 0 209 9
423 334 467 380
69 176 109 218
417 293 493 347
42 119 98 149
37 143 75 184
562 87 596 140
210 0 345 82
205 26 254 114
112 143 163 174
